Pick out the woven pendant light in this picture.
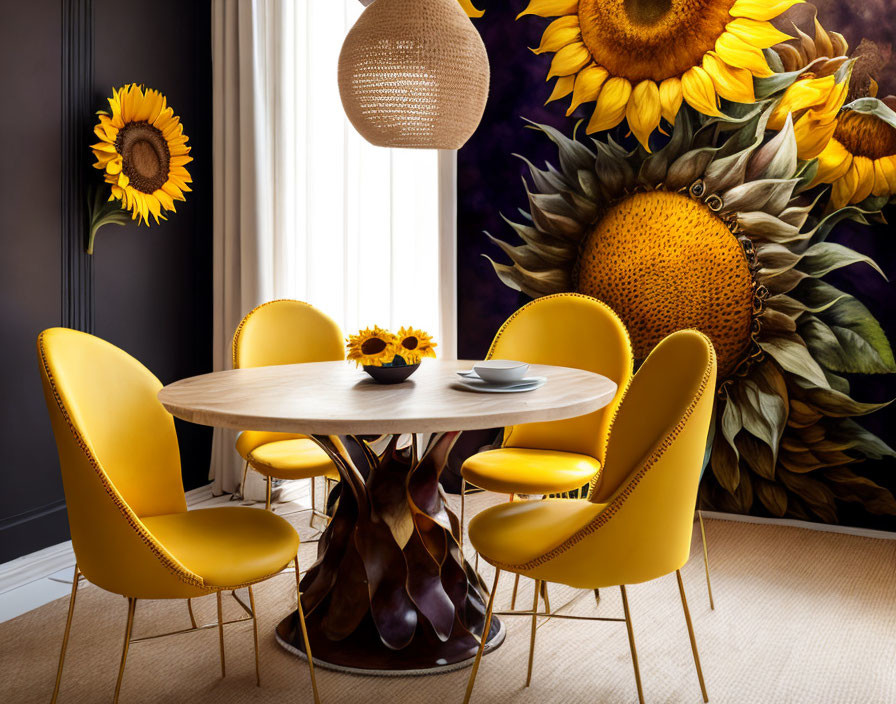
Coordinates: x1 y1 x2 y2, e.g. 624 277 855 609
339 0 490 150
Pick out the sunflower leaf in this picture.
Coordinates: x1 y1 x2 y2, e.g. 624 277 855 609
710 430 740 492
720 395 743 461
797 314 895 374
747 113 797 182
828 419 896 460
754 476 788 516
791 377 893 417
824 467 896 516
736 432 777 481
778 469 838 522
523 119 595 175
795 242 887 280
760 334 830 388
731 370 788 462
843 97 896 130
823 369 851 394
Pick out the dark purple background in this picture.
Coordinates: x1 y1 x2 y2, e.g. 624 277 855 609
456 1 896 530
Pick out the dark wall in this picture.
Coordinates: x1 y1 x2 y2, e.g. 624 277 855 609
0 0 213 563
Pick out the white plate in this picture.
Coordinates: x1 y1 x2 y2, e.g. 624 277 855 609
455 376 547 393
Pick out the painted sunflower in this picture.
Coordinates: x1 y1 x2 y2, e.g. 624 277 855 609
812 97 896 209
517 0 798 150
347 327 397 367
91 84 192 228
393 327 438 364
483 108 896 522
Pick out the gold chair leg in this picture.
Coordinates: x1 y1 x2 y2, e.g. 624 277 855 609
677 570 709 702
460 479 467 550
698 511 715 610
113 598 137 704
593 588 600 607
540 581 551 614
526 579 541 686
187 598 198 629
510 574 520 610
247 586 261 686
216 591 226 677
620 585 645 704
310 477 317 528
463 568 501 704
240 459 250 499
265 476 273 511
295 556 321 704
50 565 80 704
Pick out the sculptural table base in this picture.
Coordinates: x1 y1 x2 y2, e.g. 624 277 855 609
275 433 504 675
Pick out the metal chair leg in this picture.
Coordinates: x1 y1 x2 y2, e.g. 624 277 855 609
265 476 272 511
460 478 467 550
593 588 600 607
698 511 715 610
677 570 709 702
463 568 501 704
50 565 80 704
294 556 321 704
310 477 317 528
187 598 198 629
620 585 645 704
216 591 226 677
113 598 137 704
240 459 250 499
247 586 261 686
510 574 520 610
526 579 541 686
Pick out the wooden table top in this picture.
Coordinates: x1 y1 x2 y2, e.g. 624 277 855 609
158 359 617 435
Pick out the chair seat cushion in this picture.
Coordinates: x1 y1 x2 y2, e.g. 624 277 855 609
469 498 606 568
142 507 300 588
461 448 601 496
235 430 306 459
248 438 340 480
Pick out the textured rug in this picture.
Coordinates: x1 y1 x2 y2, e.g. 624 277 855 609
2 493 895 704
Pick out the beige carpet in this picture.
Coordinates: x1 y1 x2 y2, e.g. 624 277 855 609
2 494 895 704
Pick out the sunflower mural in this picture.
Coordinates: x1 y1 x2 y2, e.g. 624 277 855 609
483 106 896 522
88 83 192 254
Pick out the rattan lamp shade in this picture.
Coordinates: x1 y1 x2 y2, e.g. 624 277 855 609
339 0 490 150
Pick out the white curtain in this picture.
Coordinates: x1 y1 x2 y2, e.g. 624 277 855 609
210 0 442 493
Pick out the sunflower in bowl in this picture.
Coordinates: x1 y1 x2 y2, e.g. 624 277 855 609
346 327 398 367
394 327 438 364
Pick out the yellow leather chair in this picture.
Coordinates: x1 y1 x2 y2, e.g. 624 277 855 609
463 330 718 704
232 300 342 515
460 293 633 606
38 328 319 704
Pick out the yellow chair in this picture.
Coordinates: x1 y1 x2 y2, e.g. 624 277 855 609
463 330 718 704
460 293 633 606
38 328 319 704
232 300 342 514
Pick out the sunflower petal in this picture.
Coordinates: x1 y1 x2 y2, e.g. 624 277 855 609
546 75 575 104
793 112 837 160
658 77 683 125
681 66 721 116
812 139 852 185
725 18 792 49
532 15 581 54
516 0 578 19
703 52 755 103
567 64 608 114
586 77 632 133
548 41 591 78
626 80 661 152
715 32 774 77
729 0 803 22
850 156 875 203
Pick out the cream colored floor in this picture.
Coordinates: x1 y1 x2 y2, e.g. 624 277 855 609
1 492 895 703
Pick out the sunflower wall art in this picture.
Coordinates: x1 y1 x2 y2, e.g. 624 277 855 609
88 83 192 254
456 0 896 530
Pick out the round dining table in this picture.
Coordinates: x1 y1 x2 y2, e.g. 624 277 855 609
158 359 617 675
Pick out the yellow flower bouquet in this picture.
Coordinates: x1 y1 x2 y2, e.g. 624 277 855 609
346 326 437 383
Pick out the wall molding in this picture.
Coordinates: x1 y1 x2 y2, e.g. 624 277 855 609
61 0 95 332
0 484 217 595
701 510 896 542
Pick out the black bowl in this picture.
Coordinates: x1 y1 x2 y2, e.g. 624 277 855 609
363 363 420 384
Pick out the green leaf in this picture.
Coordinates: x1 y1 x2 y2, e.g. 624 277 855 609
710 430 740 493
824 467 896 516
730 375 787 462
827 419 896 460
760 335 830 388
796 242 887 280
843 97 896 130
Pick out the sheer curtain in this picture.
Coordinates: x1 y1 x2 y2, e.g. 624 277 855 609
210 0 444 493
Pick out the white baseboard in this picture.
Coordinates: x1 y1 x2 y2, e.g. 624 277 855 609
0 484 219 595
700 510 896 541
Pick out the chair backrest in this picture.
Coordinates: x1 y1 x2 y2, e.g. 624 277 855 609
232 299 344 369
38 328 202 596
488 294 633 462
